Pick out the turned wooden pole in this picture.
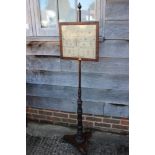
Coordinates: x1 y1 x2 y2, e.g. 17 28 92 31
75 3 84 143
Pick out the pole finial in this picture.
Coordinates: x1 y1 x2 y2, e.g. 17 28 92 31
77 2 82 10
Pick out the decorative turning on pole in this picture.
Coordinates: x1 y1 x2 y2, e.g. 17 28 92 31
63 3 92 155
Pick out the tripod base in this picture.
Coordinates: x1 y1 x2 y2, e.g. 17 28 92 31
63 132 92 155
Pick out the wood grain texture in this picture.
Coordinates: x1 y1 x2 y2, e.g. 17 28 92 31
26 83 129 105
100 40 128 58
26 70 128 90
104 102 128 117
26 70 128 91
26 56 129 74
105 0 129 20
27 42 60 56
105 21 129 39
27 95 76 113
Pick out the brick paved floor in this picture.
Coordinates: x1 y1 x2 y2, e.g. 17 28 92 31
26 122 129 155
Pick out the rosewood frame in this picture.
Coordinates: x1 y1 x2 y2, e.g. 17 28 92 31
59 21 99 62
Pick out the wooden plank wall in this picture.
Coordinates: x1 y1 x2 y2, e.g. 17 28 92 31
26 0 129 117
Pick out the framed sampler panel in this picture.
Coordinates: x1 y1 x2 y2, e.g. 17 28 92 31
59 22 99 61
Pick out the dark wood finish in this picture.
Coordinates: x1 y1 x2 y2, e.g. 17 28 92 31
76 59 84 143
59 21 99 62
62 3 92 154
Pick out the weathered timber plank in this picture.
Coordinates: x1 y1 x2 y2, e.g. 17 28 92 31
26 95 76 113
26 56 129 75
104 103 128 117
26 40 129 58
26 70 128 90
100 40 128 58
26 41 60 56
105 21 129 39
26 36 59 42
26 96 128 117
106 0 129 20
26 56 61 72
26 83 129 104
